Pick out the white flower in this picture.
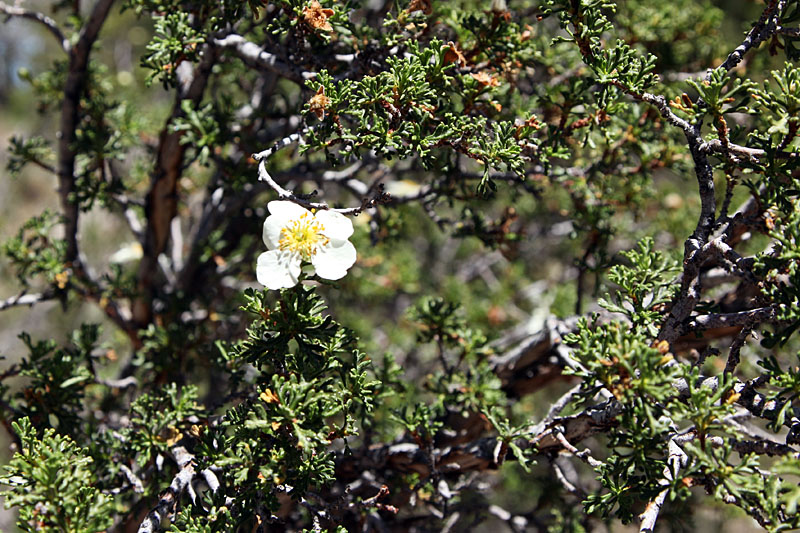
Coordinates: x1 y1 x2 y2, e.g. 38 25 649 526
256 201 357 290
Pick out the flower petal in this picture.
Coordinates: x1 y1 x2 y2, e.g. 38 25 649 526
263 215 285 249
311 240 357 280
267 200 310 220
315 210 354 242
256 250 302 289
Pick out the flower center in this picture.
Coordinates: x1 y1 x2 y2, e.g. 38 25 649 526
278 213 329 260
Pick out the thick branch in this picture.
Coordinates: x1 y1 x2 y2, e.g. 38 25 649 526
336 400 623 480
58 0 115 268
134 44 217 325
44 0 141 343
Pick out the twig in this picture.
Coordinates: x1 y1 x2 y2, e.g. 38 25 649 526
639 436 689 532
528 382 582 436
731 437 798 457
110 193 144 241
716 0 784 73
96 376 138 389
0 1 70 53
213 34 313 83
256 157 367 215
118 464 144 494
552 430 602 468
252 131 310 161
137 447 196 533
679 305 779 337
725 322 755 374
639 487 669 533
705 238 757 282
776 25 800 37
606 82 694 136
551 457 585 497
0 291 55 311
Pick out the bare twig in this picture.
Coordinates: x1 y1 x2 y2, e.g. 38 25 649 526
528 382 583 436
551 457 585 497
252 130 310 161
213 34 313 83
552 430 602 468
118 464 144 494
679 305 780 337
725 322 755 374
137 447 195 533
0 291 55 311
776 25 800 37
255 156 369 215
0 1 70 53
716 0 784 73
639 437 688 532
110 193 145 241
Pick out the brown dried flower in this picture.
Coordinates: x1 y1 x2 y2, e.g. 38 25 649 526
443 41 466 67
407 0 433 15
470 71 500 87
303 0 335 32
308 86 331 119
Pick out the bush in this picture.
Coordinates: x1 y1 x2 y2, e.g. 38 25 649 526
2 0 800 531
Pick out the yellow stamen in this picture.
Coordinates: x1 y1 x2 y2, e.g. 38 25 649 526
278 213 329 260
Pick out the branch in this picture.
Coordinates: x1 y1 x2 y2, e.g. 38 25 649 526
609 85 717 345
606 83 694 136
0 291 55 311
639 437 688 532
673 374 799 436
703 140 800 168
336 400 623 480
255 154 372 215
679 305 780 337
213 34 313 84
0 1 70 53
716 0 784 73
58 0 115 270
776 25 800 37
44 0 141 342
137 447 195 533
134 42 217 325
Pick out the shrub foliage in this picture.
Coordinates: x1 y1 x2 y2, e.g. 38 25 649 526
3 0 800 531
